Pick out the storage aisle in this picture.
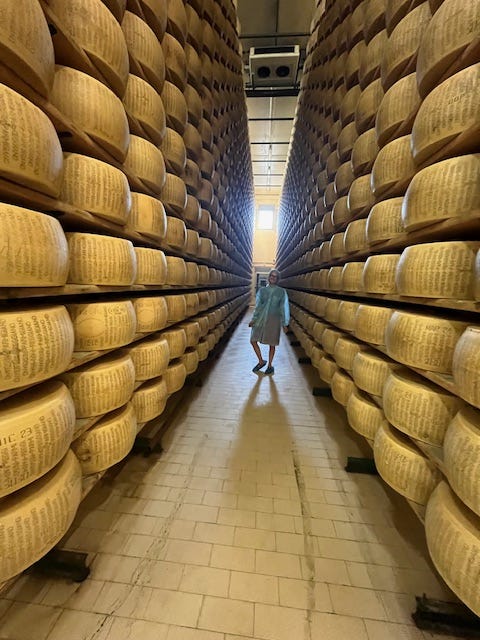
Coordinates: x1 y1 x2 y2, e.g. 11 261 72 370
0 314 459 640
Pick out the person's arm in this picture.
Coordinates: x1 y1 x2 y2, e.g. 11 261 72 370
282 289 290 329
249 289 263 326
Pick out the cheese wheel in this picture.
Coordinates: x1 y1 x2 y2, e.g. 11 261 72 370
347 389 388 439
185 84 202 126
133 296 168 332
351 129 379 176
337 122 358 162
378 72 420 146
347 174 375 216
181 348 199 375
185 229 200 256
161 327 187 358
0 450 82 582
68 299 136 350
384 369 463 445
60 153 131 224
325 298 342 324
185 261 200 286
363 0 387 42
318 355 339 384
166 0 187 44
161 80 188 134
366 198 404 244
50 66 129 162
124 335 170 380
196 339 209 361
121 11 165 92
179 320 200 347
132 376 168 422
355 78 384 134
48 0 129 97
0 306 74 392
331 370 356 406
332 197 351 228
342 262 365 292
161 128 187 174
127 192 167 240
354 304 394 345
402 155 480 231
322 327 344 355
134 248 167 285
386 310 468 372
352 350 401 395
371 134 415 197
165 256 187 285
0 205 68 287
425 482 480 617
334 336 368 372
340 85 362 126
165 294 187 322
164 216 187 250
362 254 400 293
313 320 328 344
137 0 167 41
345 41 366 88
0 381 75 498
184 123 203 162
184 294 200 317
163 32 187 91
417 0 480 98
330 233 346 259
411 65 480 165
335 163 355 197
337 301 361 331
381 2 432 91
452 327 480 408
360 29 388 88
66 232 136 285
160 173 187 214
385 0 424 34
101 0 127 21
124 135 166 194
328 267 344 291
164 360 187 393
123 74 166 145
0 84 63 197
0 0 55 97
444 407 480 516
397 241 479 299
344 219 368 254
61 353 135 418
374 423 441 503
72 402 136 473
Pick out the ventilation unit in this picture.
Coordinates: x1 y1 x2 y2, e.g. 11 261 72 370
249 45 300 87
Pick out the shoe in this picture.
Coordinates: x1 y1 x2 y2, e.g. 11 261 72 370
252 360 267 372
264 366 274 375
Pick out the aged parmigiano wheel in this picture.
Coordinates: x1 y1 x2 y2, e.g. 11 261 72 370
385 0 424 34
322 328 344 355
0 204 68 287
402 155 480 231
185 261 200 286
347 174 375 217
411 65 480 165
165 256 187 285
375 73 420 147
184 293 200 317
138 0 168 41
185 84 202 126
164 216 187 250
355 78 384 134
128 192 167 241
164 360 187 393
124 335 170 381
161 128 187 174
337 301 361 331
163 32 187 90
66 233 136 286
386 310 468 372
452 327 480 408
50 66 129 162
362 254 400 293
0 0 55 98
332 197 350 228
60 153 131 224
161 327 187 358
0 381 75 498
166 0 187 44
331 370 356 406
352 350 401 396
134 248 167 285
0 450 82 583
133 296 168 332
342 262 365 292
328 267 344 292
325 298 342 324
0 306 74 392
381 2 432 91
334 336 368 372
124 135 166 194
366 198 404 244
347 389 388 440
181 348 199 375
397 241 479 299
72 402 137 473
354 304 394 345
336 162 355 197
371 134 416 197
425 482 480 616
374 423 441 503
0 84 63 197
416 0 480 98
132 376 168 422
196 339 209 361
60 353 135 418
47 0 129 97
313 320 328 344
179 320 200 347
330 233 346 259
384 369 463 445
444 407 480 517
344 219 368 254
68 299 136 350
161 80 188 134
165 294 187 322
360 29 388 88
160 173 187 214
351 128 379 176
121 10 165 92
123 74 166 145
185 229 200 256
337 122 358 162
101 0 127 21
184 123 203 162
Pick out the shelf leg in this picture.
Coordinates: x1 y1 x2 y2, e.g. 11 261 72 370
312 386 332 397
32 550 90 582
298 356 311 364
290 340 300 346
344 457 379 475
412 595 480 637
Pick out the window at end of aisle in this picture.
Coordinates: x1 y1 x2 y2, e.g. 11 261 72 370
257 205 275 230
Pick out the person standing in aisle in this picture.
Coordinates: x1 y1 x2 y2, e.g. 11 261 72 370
249 269 290 375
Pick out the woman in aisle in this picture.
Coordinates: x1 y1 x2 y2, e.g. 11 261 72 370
249 269 290 375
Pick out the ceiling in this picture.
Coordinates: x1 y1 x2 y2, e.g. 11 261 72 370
237 0 316 195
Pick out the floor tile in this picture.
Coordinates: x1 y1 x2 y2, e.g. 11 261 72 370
0 603 61 640
254 603 307 640
179 566 231 597
198 596 254 636
229 571 278 604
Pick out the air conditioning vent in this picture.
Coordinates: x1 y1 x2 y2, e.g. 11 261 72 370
249 45 300 87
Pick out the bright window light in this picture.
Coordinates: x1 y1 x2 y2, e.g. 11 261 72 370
257 205 275 230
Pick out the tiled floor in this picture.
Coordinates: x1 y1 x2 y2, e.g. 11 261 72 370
0 314 462 639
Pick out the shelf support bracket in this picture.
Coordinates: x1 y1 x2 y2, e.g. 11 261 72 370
413 595 480 637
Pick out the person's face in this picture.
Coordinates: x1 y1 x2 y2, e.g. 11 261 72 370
268 273 279 285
